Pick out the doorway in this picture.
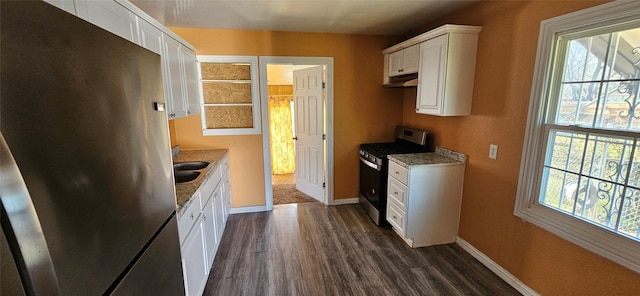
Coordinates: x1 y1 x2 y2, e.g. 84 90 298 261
259 57 334 211
266 65 316 205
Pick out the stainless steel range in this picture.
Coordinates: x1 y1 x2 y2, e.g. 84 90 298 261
359 126 430 226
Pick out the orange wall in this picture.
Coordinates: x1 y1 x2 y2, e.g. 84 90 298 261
401 0 640 294
168 29 403 207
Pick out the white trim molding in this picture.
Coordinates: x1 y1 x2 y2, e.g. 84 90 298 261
197 55 262 136
456 237 539 296
331 197 359 205
229 206 268 214
258 56 335 211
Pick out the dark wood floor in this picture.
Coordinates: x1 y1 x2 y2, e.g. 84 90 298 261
203 202 521 296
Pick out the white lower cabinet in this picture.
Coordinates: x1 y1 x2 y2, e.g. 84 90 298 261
220 155 231 223
177 191 207 296
177 154 232 296
181 214 207 296
386 158 465 248
203 186 224 272
213 185 225 243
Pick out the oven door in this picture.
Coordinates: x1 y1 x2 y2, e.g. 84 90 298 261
359 157 381 206
359 156 388 225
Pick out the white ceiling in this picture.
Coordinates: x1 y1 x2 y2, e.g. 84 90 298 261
130 0 479 36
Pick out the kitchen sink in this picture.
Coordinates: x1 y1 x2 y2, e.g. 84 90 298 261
174 171 200 183
173 161 210 171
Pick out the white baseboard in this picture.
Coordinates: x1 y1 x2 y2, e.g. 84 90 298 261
331 197 359 205
229 205 267 214
456 237 539 296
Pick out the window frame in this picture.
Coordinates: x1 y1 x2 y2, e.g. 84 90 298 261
197 55 262 136
516 0 640 273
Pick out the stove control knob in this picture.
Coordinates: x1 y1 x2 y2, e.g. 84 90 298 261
364 152 369 158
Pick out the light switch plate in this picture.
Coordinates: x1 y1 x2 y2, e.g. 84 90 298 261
489 144 498 160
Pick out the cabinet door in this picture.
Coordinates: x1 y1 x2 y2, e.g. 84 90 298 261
221 169 231 223
388 44 419 77
75 0 136 43
181 216 207 296
214 186 225 241
182 49 201 116
202 194 218 269
163 36 188 119
136 17 163 55
177 192 202 245
388 50 404 77
402 44 420 75
416 35 448 115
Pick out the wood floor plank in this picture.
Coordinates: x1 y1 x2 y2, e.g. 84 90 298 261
203 203 521 296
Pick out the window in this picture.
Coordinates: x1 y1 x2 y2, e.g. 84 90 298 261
516 1 640 273
197 55 261 135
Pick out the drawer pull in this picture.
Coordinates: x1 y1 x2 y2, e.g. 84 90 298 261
189 213 194 220
393 215 397 219
395 171 399 174
394 191 398 195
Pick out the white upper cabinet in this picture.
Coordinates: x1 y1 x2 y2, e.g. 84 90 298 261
163 36 188 119
416 29 480 116
382 25 481 116
75 0 136 43
136 17 163 55
182 49 201 116
388 44 420 77
54 0 200 121
416 35 448 115
44 0 77 14
163 37 201 119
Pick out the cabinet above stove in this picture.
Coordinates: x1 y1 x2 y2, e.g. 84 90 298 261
382 24 482 116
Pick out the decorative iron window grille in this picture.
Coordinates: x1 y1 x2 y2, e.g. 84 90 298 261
539 26 640 241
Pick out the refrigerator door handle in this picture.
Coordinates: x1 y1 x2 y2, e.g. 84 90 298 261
0 132 60 295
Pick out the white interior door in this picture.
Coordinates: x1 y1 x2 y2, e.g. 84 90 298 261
293 66 324 201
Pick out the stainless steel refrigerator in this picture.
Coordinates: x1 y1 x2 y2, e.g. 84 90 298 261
1 2 184 295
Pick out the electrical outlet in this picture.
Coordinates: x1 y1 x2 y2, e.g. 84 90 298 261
489 144 498 160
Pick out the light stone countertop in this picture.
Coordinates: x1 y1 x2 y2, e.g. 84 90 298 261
388 146 466 168
174 149 228 213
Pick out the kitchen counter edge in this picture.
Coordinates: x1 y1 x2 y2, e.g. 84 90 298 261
174 149 229 215
388 146 466 168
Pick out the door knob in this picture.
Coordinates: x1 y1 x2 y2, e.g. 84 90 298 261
293 137 298 140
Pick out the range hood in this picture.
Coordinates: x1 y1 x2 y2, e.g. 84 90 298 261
383 73 418 88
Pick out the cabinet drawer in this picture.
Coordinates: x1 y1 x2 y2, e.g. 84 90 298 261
201 166 222 200
220 155 230 173
386 200 406 236
178 192 202 244
388 161 409 185
387 177 407 209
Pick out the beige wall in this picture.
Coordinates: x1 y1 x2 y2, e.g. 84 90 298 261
401 0 640 294
168 29 403 207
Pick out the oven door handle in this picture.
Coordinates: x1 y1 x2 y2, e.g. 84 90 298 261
360 156 381 171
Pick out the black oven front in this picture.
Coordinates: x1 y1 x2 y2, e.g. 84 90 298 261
358 126 431 226
358 152 389 226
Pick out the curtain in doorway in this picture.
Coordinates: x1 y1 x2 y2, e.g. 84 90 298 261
269 95 295 174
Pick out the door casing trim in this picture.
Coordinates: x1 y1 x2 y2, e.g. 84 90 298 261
258 56 334 210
